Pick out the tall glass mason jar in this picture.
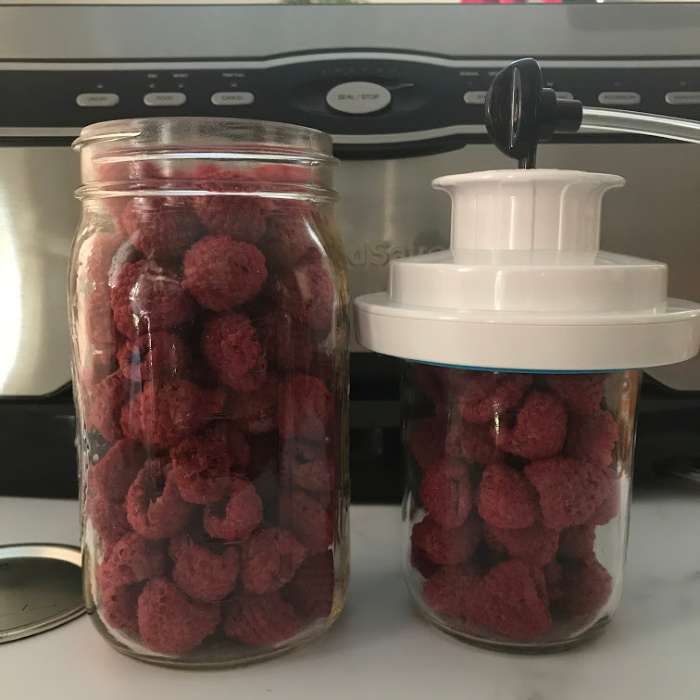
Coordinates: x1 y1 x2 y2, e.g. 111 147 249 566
70 118 350 667
404 364 640 652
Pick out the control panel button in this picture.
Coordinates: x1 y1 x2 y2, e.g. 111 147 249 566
143 92 187 107
211 91 255 106
665 91 700 105
598 91 641 106
76 93 119 108
555 91 574 101
463 91 488 105
326 82 391 115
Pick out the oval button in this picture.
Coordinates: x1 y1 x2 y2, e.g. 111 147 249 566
326 81 391 115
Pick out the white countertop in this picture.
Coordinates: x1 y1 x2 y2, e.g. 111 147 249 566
1 491 699 700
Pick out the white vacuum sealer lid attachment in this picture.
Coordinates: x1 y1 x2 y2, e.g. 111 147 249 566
354 169 700 371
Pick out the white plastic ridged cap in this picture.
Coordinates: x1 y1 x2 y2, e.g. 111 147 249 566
354 169 700 371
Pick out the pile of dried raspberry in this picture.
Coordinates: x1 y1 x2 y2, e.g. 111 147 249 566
409 366 621 642
79 163 341 657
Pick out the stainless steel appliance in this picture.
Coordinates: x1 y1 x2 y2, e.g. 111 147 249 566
1 3 699 498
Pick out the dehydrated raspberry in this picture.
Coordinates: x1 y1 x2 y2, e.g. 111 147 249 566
183 236 267 312
277 261 334 331
279 490 333 554
483 520 560 566
171 425 249 505
241 527 306 594
525 457 609 530
409 418 446 471
419 459 472 528
88 495 130 544
88 371 130 442
229 379 278 434
137 578 221 655
288 551 335 620
190 164 269 243
125 458 192 539
545 373 607 415
423 563 481 618
117 331 191 382
558 525 596 559
101 584 140 633
203 478 263 541
478 462 540 529
491 390 567 461
278 374 334 441
120 379 225 450
90 439 145 502
459 420 500 466
465 559 551 639
281 440 334 493
86 284 117 348
169 534 240 603
556 556 613 616
459 373 532 424
110 260 196 340
98 532 165 589
121 196 203 264
86 229 129 283
411 514 481 565
587 477 621 526
81 351 119 389
566 409 618 469
262 202 317 268
224 591 301 646
201 312 267 392
411 546 440 579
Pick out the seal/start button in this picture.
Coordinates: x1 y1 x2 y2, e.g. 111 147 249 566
326 81 391 115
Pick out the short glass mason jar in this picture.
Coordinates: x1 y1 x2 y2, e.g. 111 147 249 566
70 117 350 667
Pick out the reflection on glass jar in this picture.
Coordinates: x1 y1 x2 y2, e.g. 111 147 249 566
403 362 640 652
70 118 349 667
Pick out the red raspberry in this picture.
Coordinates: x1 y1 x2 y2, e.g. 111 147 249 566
478 462 540 530
491 390 567 461
525 456 609 529
483 520 560 566
169 534 240 603
120 379 225 450
409 418 446 471
419 459 472 528
558 525 596 559
543 559 564 601
81 351 118 389
201 312 267 392
278 374 334 441
98 532 165 589
566 409 618 469
545 373 607 415
411 546 440 579
171 426 249 505
288 551 335 620
281 440 334 493
277 261 334 331
101 584 140 633
556 556 613 616
183 236 267 312
117 331 191 383
465 559 551 640
88 371 130 443
423 563 481 617
110 260 196 340
90 439 145 502
86 229 129 283
411 514 481 565
203 478 263 541
459 420 500 466
125 458 192 539
241 527 306 594
88 495 130 544
587 477 621 526
86 284 117 349
121 196 202 264
224 591 301 646
459 373 532 424
262 202 317 268
229 379 278 434
279 490 333 554
137 578 221 655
